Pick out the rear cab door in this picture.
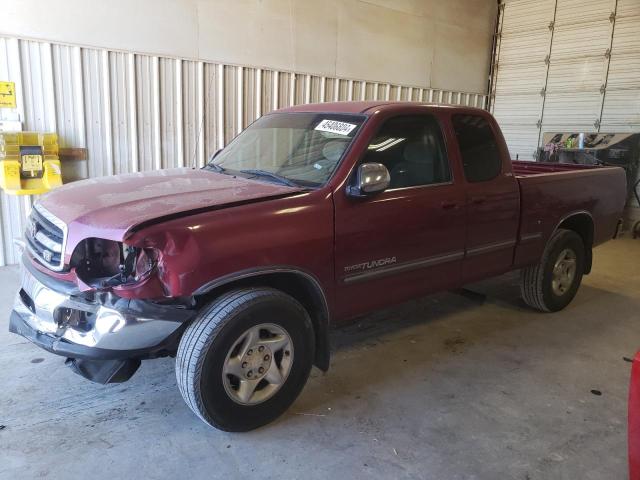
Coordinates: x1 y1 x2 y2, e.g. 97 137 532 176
448 111 520 283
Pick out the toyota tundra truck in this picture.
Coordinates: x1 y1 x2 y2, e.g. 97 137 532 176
10 102 626 431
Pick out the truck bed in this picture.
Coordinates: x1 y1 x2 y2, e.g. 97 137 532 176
512 160 626 269
512 160 604 177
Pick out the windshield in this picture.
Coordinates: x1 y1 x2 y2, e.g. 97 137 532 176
209 113 365 187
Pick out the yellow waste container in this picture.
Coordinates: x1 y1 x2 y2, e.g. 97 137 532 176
0 132 63 195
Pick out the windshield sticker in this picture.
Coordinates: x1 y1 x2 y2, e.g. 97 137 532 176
315 119 358 136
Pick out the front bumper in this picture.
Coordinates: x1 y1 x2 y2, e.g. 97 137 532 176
10 257 196 382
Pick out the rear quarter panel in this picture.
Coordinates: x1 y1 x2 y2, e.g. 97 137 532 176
514 165 626 268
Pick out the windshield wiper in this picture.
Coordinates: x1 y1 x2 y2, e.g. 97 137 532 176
204 163 226 173
239 169 299 187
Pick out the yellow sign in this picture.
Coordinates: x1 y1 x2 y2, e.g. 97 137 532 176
0 81 17 108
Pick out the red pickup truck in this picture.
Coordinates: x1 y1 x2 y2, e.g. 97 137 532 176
10 102 626 431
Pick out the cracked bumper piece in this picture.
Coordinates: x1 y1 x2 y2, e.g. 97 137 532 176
10 261 196 382
10 311 141 383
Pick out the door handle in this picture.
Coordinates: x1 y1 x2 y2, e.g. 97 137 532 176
441 201 458 210
470 196 486 205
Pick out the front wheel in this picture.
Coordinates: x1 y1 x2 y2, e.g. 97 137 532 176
176 288 315 431
521 228 586 312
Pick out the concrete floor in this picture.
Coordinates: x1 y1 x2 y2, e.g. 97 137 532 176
1 238 638 480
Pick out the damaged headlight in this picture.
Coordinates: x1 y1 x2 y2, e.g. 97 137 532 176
70 238 158 288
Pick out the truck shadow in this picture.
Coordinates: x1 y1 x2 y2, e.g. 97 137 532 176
289 272 635 416
330 271 526 351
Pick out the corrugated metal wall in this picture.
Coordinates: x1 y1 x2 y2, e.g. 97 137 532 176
0 35 489 266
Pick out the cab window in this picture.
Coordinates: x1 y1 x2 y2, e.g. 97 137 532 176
452 114 502 183
362 115 451 189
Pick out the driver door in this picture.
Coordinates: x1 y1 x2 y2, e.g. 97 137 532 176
333 114 466 320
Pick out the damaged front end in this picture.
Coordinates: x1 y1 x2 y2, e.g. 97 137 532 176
11 234 196 384
70 237 166 298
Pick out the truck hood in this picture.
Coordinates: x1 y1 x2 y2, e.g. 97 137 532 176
38 168 303 239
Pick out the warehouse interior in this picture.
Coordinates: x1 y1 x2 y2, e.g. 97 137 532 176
0 1 639 479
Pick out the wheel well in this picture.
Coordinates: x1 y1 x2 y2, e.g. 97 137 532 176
195 272 330 371
557 213 594 273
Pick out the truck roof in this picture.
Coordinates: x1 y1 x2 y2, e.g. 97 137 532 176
276 101 487 116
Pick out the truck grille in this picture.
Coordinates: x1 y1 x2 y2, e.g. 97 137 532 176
25 204 67 271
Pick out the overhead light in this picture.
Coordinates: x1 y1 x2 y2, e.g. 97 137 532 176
368 138 397 150
376 138 405 151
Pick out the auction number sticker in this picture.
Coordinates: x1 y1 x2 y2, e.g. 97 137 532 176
315 119 357 136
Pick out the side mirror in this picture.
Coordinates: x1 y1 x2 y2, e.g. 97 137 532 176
347 162 390 197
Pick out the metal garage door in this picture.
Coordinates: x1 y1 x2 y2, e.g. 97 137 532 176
541 0 615 135
491 0 639 160
600 0 640 132
490 0 555 160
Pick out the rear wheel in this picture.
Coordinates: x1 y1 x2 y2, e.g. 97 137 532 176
521 228 586 312
176 288 315 431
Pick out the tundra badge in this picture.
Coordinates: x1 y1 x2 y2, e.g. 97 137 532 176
344 256 397 273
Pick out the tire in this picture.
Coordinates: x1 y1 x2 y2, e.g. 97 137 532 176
176 288 315 431
521 228 586 312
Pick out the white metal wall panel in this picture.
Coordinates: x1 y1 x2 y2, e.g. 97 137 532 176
159 58 182 169
20 41 56 133
181 60 203 168
500 0 556 32
617 0 640 18
607 59 640 91
0 38 25 265
51 44 85 149
600 90 640 131
609 0 640 207
554 0 614 25
493 93 544 126
82 49 112 178
541 92 605 131
550 21 612 61
0 35 488 266
545 57 607 93
109 52 135 175
493 0 640 161
0 191 29 265
491 0 555 159
493 63 548 95
601 0 640 131
242 67 258 128
540 0 615 135
223 65 239 145
498 125 542 161
202 62 221 160
135 55 161 172
498 31 553 66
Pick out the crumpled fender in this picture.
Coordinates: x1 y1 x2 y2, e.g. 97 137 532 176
122 228 203 299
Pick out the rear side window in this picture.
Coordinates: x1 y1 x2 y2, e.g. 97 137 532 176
362 115 451 189
452 114 502 183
